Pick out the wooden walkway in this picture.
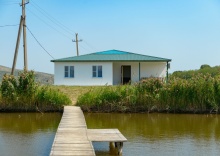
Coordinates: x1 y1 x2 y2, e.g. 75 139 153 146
50 106 95 156
50 106 127 156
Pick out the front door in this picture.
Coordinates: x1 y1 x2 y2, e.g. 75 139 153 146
121 66 131 84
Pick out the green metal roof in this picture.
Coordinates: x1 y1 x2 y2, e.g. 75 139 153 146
51 50 171 62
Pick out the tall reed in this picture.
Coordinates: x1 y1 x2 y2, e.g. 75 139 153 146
77 74 220 113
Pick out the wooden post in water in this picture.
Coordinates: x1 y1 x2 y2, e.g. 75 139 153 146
109 141 123 155
115 142 123 155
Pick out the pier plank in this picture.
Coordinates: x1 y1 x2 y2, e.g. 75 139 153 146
50 106 127 156
87 129 127 142
50 106 95 156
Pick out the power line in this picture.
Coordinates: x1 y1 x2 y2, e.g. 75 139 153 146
26 26 55 59
79 44 92 53
0 0 20 2
30 0 75 36
24 0 96 54
0 1 19 5
80 38 97 51
0 24 19 27
26 7 72 40
0 3 19 5
26 6 92 54
29 0 97 52
0 2 19 4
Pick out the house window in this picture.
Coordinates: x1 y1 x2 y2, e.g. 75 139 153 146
92 65 102 78
64 66 74 78
98 66 102 77
70 66 74 77
65 66 69 77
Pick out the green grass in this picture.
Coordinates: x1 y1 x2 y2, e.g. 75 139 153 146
52 85 95 105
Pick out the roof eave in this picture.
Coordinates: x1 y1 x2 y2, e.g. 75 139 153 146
51 59 171 62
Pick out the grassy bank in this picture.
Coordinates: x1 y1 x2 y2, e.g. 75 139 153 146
77 74 220 113
52 85 94 105
0 70 71 112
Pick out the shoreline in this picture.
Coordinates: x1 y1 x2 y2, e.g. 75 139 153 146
80 106 219 114
0 106 218 114
0 107 64 113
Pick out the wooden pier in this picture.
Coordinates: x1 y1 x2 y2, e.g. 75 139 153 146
50 106 127 156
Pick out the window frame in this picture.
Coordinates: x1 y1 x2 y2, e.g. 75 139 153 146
70 66 74 78
92 65 102 78
92 66 97 77
64 66 74 78
64 66 69 78
97 65 102 78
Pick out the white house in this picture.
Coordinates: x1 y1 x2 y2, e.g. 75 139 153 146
51 50 171 86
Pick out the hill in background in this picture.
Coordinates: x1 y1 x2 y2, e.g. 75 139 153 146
0 65 54 85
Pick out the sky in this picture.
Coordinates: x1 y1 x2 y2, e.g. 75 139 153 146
0 0 220 74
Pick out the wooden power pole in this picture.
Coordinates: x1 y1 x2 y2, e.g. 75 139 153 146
11 0 29 75
11 16 23 75
22 0 28 71
72 33 82 56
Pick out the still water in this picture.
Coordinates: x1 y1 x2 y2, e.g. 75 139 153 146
0 113 62 156
84 113 220 156
0 113 220 156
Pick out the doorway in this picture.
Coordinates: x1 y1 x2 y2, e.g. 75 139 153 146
121 65 131 84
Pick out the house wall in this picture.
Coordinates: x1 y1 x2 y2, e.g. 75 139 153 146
54 62 113 86
140 62 167 78
113 62 167 85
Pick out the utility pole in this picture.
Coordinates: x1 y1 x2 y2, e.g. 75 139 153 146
11 17 23 75
72 33 82 56
22 0 28 71
11 0 29 75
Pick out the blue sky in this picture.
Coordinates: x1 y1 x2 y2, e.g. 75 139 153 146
0 0 220 74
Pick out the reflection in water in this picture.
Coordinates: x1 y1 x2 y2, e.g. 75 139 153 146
84 113 220 156
0 113 62 156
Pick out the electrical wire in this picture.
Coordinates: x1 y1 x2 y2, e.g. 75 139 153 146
79 44 92 53
26 7 93 55
80 39 97 51
26 7 72 40
0 4 19 5
26 26 55 59
0 0 20 2
0 1 19 5
29 0 97 52
0 24 19 27
30 1 74 36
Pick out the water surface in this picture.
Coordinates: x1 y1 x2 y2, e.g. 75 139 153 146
84 113 220 156
1 112 220 156
0 113 62 156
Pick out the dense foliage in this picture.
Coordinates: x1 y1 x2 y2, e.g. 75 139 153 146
0 70 71 112
171 64 220 79
77 75 220 113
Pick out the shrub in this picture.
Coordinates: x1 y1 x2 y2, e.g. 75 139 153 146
0 74 17 100
0 70 71 111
